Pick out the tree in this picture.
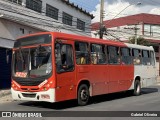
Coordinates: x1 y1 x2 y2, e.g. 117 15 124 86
128 36 151 46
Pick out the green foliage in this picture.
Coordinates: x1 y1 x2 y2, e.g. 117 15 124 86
128 36 151 46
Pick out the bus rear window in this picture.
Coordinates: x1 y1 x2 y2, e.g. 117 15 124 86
14 34 52 48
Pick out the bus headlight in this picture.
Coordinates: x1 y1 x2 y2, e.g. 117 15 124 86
12 81 20 90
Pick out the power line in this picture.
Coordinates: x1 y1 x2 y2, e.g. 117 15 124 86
108 29 160 39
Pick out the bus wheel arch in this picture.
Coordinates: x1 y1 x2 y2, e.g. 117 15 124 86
77 80 91 106
133 76 141 96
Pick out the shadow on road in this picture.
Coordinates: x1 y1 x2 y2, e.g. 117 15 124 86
19 99 78 110
141 87 158 94
18 87 158 110
92 87 158 104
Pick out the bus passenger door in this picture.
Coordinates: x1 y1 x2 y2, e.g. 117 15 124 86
55 41 76 102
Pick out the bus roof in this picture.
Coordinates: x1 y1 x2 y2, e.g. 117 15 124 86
125 43 154 51
17 32 154 51
52 32 126 47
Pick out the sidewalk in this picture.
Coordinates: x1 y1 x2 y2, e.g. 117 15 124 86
0 89 11 98
157 76 160 83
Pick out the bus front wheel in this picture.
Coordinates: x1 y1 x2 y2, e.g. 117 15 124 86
133 80 141 96
77 84 90 106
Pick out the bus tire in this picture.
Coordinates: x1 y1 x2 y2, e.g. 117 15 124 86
133 80 141 96
77 84 90 106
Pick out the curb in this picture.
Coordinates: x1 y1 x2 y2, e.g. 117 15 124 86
0 89 11 98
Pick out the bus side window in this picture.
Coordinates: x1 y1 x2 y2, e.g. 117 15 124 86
133 49 141 65
150 51 155 66
121 47 132 65
142 50 150 65
75 42 90 64
107 46 119 64
55 43 74 73
91 44 106 64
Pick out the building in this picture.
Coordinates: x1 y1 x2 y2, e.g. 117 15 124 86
92 13 160 75
0 0 93 89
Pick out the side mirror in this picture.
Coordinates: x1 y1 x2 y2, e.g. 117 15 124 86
6 50 9 64
6 55 9 64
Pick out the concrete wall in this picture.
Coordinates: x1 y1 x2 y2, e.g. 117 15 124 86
0 19 42 41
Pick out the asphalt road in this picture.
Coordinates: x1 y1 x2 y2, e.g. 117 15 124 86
0 84 160 120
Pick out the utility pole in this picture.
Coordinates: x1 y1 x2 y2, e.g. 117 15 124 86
124 25 139 44
99 0 104 39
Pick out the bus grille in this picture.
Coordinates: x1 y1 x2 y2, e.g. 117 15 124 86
22 93 36 98
14 79 44 86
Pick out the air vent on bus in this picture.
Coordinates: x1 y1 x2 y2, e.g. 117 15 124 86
22 93 36 98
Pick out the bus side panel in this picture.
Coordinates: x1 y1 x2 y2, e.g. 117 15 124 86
108 65 134 93
134 65 157 88
76 65 134 96
119 65 134 91
55 72 77 102
76 65 109 96
90 65 109 96
108 65 121 93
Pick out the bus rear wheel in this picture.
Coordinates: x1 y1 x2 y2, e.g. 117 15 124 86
77 84 90 106
133 80 141 96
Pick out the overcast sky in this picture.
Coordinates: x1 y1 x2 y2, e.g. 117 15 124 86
70 0 160 23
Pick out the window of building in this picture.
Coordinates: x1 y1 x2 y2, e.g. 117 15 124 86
8 0 22 5
121 48 132 65
26 0 42 13
151 25 160 37
107 46 119 64
20 28 25 34
91 44 106 64
29 31 32 34
144 24 151 36
132 49 141 65
55 43 74 73
46 4 58 20
75 42 90 64
62 12 72 26
144 24 160 37
142 50 150 65
77 19 85 31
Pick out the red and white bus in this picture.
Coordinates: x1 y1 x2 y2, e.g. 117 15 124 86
11 32 157 105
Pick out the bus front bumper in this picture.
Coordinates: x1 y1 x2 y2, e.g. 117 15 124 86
11 88 55 103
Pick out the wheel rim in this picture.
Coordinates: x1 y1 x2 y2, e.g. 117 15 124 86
136 83 140 93
80 88 89 102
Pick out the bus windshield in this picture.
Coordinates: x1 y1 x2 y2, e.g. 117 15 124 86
13 46 52 78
